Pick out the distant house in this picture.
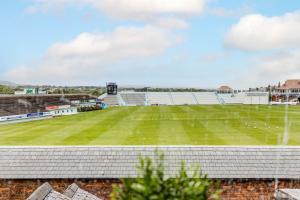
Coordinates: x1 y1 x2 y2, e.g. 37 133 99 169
217 85 233 93
272 79 300 102
275 79 300 94
15 88 47 95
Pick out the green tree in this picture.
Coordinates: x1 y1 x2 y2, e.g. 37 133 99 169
111 153 219 200
89 89 104 97
0 85 14 94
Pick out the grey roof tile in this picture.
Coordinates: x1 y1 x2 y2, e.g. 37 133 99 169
1 146 300 179
276 189 300 200
44 191 71 200
64 183 101 200
26 182 71 200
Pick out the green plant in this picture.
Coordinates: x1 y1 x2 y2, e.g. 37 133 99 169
111 153 220 200
0 85 14 94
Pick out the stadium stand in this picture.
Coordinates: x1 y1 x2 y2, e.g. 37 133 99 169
120 92 146 106
101 91 271 106
0 94 95 116
0 108 14 116
170 92 197 105
102 95 120 106
100 83 272 106
218 93 245 104
193 92 220 104
146 92 173 105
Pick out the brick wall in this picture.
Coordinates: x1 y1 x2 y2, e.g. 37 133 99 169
0 179 120 200
220 180 300 200
0 179 300 200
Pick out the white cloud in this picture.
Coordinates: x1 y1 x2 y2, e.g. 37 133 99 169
153 17 189 29
225 11 300 51
255 50 300 80
230 50 300 88
6 26 179 85
207 5 253 18
17 0 206 85
94 0 205 20
27 0 206 20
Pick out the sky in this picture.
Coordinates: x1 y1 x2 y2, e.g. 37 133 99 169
1 0 300 89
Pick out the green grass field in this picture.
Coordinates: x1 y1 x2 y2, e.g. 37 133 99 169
0 105 300 145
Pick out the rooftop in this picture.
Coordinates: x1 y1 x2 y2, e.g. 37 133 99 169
276 189 300 200
218 86 233 91
278 79 300 90
1 146 300 179
26 182 101 200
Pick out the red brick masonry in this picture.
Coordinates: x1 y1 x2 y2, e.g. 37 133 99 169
1 179 300 200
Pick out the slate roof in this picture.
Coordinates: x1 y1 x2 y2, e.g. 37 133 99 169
44 191 71 200
1 146 300 179
276 189 300 200
27 182 102 200
64 183 101 200
26 182 71 200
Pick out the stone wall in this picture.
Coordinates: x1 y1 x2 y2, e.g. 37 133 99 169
1 179 300 200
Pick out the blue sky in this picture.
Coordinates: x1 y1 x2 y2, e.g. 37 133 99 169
1 0 300 88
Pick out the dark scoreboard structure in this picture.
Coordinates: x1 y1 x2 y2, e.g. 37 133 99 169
106 83 118 95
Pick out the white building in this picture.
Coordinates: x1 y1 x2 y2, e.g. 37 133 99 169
244 92 269 105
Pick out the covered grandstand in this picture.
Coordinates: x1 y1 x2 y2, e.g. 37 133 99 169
100 91 269 106
272 79 300 102
0 94 96 117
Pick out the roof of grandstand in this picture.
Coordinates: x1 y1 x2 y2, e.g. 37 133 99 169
103 92 227 106
278 79 300 90
1 146 300 179
0 94 96 116
218 86 233 91
0 94 95 98
101 91 269 106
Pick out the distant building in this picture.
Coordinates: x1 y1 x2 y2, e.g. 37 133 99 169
244 92 269 105
275 79 300 94
272 79 300 102
15 88 47 95
249 87 267 92
217 86 233 93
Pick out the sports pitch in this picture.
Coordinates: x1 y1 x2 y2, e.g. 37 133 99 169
0 105 300 145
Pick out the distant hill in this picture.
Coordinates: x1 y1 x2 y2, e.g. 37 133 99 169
0 81 17 88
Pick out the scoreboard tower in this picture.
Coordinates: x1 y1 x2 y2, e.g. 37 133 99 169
106 83 118 95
